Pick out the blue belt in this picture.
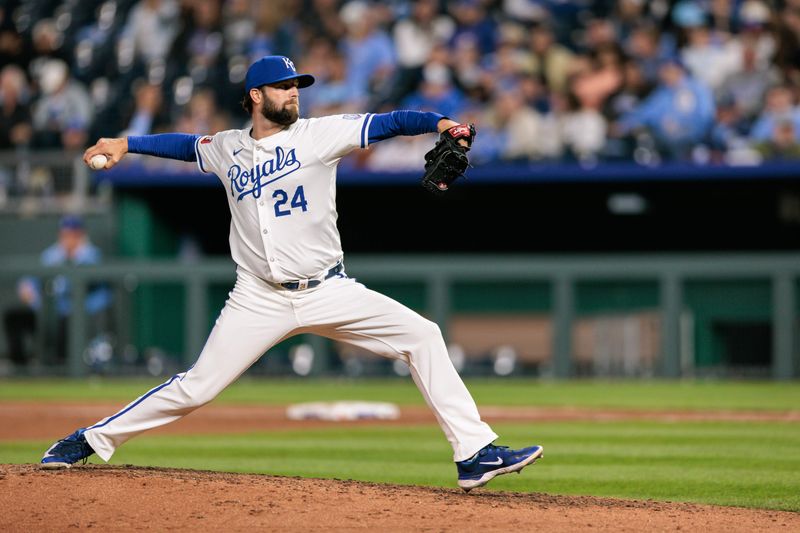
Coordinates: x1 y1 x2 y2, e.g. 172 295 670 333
280 263 344 290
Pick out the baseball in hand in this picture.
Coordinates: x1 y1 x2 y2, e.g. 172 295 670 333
89 154 108 170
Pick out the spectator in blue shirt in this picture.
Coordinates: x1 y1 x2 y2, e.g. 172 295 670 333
749 85 800 143
449 0 497 55
615 57 716 159
339 1 396 106
3 215 111 368
401 49 466 119
755 119 800 161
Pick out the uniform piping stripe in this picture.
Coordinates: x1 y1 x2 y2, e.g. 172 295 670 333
195 137 207 173
86 373 182 430
360 113 374 149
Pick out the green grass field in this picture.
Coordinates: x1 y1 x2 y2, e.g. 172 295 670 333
2 377 799 410
1 378 799 511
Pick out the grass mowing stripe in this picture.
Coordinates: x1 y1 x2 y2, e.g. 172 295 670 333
3 420 798 511
1 378 799 411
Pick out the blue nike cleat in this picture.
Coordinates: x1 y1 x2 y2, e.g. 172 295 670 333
40 429 95 469
456 443 543 492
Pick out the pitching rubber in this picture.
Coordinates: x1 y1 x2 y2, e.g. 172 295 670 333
459 446 544 492
40 461 73 470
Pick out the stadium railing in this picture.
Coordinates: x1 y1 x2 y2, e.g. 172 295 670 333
0 254 797 380
0 150 111 214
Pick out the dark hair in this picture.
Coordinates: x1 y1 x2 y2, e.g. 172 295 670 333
241 90 255 114
242 86 267 114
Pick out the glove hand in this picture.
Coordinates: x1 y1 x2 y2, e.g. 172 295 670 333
421 123 476 195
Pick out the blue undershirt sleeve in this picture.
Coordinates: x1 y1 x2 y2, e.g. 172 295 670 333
367 111 444 145
127 133 200 162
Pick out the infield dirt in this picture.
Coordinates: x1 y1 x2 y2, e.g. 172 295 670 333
1 401 798 440
1 463 798 532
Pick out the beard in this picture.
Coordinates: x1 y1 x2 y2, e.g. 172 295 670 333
260 95 299 125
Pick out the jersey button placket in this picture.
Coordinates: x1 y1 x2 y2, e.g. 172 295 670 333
254 150 278 277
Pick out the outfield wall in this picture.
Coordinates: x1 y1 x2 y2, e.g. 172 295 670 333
1 254 797 380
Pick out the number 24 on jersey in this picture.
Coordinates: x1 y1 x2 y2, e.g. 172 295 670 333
272 185 308 217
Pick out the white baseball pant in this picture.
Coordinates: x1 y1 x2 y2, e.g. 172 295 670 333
84 268 498 462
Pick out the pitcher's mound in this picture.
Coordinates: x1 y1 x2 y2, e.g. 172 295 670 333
1 464 797 532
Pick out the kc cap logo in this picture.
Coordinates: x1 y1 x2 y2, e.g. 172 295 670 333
245 56 315 91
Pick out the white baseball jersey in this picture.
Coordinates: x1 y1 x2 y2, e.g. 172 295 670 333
193 113 375 282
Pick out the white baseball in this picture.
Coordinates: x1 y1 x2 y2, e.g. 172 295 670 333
89 154 108 170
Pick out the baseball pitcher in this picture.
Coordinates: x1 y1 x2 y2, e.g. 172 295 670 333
40 56 542 491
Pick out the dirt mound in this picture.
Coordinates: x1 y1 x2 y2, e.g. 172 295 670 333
1 464 797 532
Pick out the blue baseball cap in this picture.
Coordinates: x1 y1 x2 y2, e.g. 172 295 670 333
659 54 687 71
245 56 315 91
59 215 84 230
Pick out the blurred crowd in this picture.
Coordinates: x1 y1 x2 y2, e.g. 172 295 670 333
2 0 800 170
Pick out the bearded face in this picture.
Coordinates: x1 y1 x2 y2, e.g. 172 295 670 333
259 89 299 125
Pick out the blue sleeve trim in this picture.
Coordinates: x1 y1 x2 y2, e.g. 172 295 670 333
360 113 373 149
194 136 207 173
127 133 200 162
367 111 443 144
